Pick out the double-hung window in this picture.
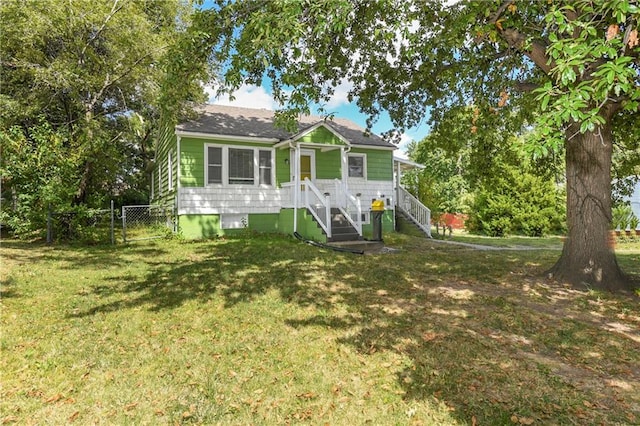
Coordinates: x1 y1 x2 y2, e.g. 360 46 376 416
348 153 366 178
207 146 223 184
228 148 254 185
258 150 272 185
206 145 273 186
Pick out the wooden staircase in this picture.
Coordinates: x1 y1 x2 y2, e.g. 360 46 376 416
328 208 362 242
396 209 432 238
306 207 362 242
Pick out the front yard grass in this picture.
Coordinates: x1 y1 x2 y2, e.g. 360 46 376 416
1 233 639 425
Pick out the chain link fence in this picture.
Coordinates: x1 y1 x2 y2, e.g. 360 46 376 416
121 205 175 243
47 201 116 244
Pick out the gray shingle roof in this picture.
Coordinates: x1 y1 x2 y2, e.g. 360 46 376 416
175 104 396 148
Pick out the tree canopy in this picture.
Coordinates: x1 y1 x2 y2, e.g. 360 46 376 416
1 0 199 235
180 0 639 291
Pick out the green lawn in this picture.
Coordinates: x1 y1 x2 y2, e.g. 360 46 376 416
433 229 566 249
1 233 639 425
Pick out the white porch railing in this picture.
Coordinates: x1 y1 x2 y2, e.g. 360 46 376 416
334 179 363 236
303 178 332 238
397 185 432 237
280 181 295 206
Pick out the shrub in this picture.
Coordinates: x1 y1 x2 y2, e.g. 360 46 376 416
467 164 565 237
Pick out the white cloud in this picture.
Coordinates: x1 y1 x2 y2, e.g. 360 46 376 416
325 79 354 109
391 133 414 160
206 84 278 110
398 133 414 154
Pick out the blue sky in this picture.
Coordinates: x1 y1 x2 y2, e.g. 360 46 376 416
206 82 432 157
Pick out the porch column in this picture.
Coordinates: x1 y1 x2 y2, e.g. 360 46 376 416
396 160 402 208
341 146 348 190
293 144 300 233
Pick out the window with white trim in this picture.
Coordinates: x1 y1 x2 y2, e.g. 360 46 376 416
229 148 254 185
348 153 366 178
258 150 272 185
205 145 274 187
207 146 222 184
350 211 370 224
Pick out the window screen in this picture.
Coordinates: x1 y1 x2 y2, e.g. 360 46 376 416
228 148 254 185
259 150 272 185
207 146 222 184
348 155 364 178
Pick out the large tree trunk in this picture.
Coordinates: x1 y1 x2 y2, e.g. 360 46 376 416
547 117 634 292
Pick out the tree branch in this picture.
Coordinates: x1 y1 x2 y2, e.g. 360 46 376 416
501 28 553 75
488 1 513 25
79 0 126 64
514 81 540 92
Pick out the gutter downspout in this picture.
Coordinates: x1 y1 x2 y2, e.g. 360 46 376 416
290 141 299 234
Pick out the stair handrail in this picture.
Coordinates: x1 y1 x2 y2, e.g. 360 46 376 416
333 179 362 235
304 178 332 238
398 185 432 237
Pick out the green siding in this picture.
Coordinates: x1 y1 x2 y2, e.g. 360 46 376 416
351 148 393 181
298 126 345 145
178 211 327 241
275 149 290 185
179 214 221 239
278 209 326 242
180 137 204 187
316 149 341 179
248 213 280 232
153 120 178 205
180 137 278 188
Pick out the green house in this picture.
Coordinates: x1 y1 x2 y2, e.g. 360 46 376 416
152 105 431 241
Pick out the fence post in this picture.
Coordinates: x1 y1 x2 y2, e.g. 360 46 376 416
122 206 126 243
110 200 115 245
46 203 52 244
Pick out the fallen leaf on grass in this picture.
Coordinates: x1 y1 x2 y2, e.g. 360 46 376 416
68 411 79 422
45 394 63 403
124 402 138 411
422 332 441 342
511 414 534 424
297 392 317 400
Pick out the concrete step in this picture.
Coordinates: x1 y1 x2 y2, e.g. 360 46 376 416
328 232 362 242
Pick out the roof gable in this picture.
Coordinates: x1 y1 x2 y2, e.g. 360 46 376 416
292 122 350 146
175 105 395 149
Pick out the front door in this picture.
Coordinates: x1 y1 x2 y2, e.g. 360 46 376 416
298 149 316 186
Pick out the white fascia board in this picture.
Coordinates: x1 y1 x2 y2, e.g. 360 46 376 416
175 130 279 144
352 144 397 151
296 142 343 151
393 156 426 169
274 139 294 149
